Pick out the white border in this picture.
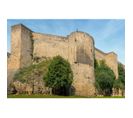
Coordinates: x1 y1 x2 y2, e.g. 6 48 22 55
0 0 132 118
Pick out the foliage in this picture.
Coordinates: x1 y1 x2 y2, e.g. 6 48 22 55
118 63 125 85
95 60 115 96
44 56 73 95
14 59 51 83
94 58 98 69
113 63 125 90
113 79 124 90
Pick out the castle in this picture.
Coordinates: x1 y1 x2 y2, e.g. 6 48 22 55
7 24 118 96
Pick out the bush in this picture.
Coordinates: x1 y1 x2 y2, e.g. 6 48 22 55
118 63 125 85
44 56 73 96
14 60 51 83
95 60 115 96
113 79 124 90
113 63 125 91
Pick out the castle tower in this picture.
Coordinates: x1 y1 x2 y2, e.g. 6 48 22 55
68 32 95 96
7 24 33 85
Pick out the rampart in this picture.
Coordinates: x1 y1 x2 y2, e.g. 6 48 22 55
7 24 119 96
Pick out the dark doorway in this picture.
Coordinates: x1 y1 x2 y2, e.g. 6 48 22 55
52 86 70 96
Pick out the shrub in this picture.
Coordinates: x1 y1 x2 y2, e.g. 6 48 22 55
113 63 125 91
118 63 125 85
44 56 73 96
14 59 51 83
113 79 124 90
95 60 115 96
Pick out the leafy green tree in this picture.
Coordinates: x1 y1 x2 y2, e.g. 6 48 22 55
94 58 99 69
95 60 115 96
118 63 125 85
44 56 73 96
113 79 124 90
113 63 125 91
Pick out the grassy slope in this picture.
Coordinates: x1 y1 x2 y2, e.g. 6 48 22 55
14 59 51 83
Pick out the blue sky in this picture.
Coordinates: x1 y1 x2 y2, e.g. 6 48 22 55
7 19 125 64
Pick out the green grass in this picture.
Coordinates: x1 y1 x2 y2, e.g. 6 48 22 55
7 94 88 98
7 94 125 98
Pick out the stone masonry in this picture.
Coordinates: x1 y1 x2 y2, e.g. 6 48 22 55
7 24 118 96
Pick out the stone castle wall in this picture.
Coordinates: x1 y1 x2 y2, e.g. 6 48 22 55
8 24 32 85
32 30 95 96
95 48 118 79
7 24 118 96
32 32 68 60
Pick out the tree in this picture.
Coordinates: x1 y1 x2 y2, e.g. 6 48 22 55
113 63 125 94
44 56 73 96
113 79 124 90
118 63 125 85
95 60 115 96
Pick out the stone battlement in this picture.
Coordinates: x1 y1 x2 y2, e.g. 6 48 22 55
32 32 67 42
